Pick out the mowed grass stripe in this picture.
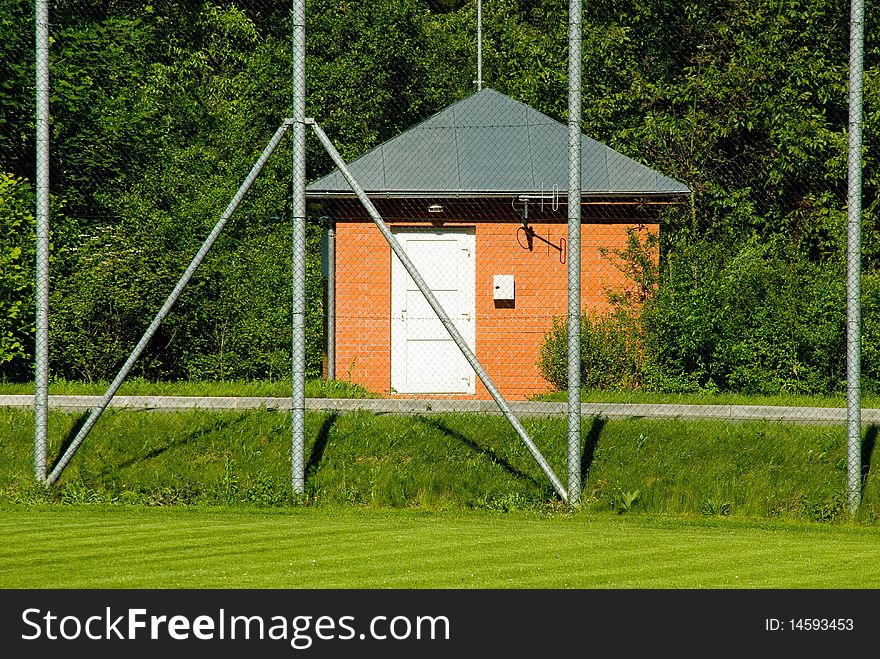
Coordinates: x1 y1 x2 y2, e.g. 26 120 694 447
3 507 880 589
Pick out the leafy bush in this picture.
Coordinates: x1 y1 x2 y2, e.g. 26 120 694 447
537 229 874 396
0 173 75 381
0 173 33 375
646 238 848 395
538 311 647 391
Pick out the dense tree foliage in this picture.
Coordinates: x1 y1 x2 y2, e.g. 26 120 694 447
0 0 877 394
0 173 35 372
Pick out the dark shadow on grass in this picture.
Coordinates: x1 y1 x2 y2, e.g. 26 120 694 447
306 413 338 482
862 425 877 491
47 412 91 475
115 415 251 470
415 417 540 487
580 415 606 483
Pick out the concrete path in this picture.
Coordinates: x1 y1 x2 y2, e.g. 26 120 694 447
1 394 877 425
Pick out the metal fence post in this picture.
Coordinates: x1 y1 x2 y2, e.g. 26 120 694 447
291 0 307 495
476 0 482 91
846 0 865 515
34 0 50 485
567 0 583 506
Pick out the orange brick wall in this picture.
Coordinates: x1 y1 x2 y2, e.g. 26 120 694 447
333 223 392 391
331 214 656 400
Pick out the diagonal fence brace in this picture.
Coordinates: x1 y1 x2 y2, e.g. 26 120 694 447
308 118 569 503
44 120 294 486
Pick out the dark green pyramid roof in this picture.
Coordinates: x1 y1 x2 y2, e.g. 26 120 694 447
307 88 690 198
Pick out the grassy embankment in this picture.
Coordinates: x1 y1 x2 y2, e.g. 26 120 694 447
2 404 878 523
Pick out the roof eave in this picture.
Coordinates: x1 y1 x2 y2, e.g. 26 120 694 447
305 190 691 201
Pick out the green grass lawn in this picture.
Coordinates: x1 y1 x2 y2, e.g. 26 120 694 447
2 505 879 588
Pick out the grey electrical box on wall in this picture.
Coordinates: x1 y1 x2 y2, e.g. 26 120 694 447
493 274 515 301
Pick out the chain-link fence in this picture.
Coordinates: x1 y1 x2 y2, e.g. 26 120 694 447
1 0 876 517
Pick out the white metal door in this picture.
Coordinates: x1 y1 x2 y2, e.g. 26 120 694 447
391 228 476 394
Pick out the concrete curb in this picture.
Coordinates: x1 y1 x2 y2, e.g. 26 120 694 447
2 394 878 425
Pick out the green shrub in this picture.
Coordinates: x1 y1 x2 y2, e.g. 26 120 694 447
538 311 647 392
0 173 33 376
0 173 75 382
645 238 848 395
537 231 879 396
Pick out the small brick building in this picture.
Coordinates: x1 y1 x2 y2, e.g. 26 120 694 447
307 89 689 400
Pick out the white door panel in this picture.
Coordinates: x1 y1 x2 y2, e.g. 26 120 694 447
391 229 475 394
405 341 469 394
405 289 458 340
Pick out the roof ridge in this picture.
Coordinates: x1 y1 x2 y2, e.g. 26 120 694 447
307 89 691 197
